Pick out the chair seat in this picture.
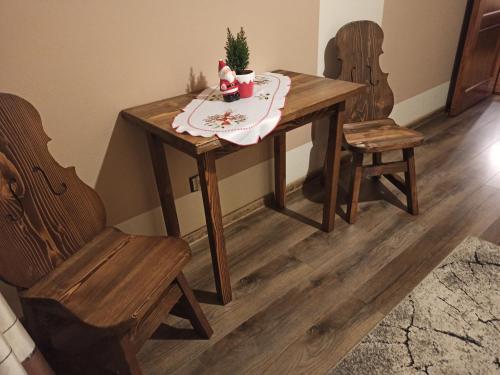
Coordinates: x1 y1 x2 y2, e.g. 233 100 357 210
22 227 190 331
343 118 424 152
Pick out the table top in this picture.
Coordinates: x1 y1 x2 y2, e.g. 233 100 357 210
121 70 364 156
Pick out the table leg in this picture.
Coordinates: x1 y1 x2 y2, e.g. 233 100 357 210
197 151 232 305
322 101 346 232
274 133 286 209
147 133 180 237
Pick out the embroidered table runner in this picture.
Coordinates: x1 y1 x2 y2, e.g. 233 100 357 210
173 72 291 146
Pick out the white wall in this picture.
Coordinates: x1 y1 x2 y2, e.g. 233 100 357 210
391 82 450 125
317 0 385 75
316 0 451 127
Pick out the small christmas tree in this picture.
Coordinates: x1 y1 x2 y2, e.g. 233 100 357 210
225 27 250 74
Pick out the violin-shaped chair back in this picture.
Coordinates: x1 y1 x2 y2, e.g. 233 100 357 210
335 21 394 123
0 93 106 288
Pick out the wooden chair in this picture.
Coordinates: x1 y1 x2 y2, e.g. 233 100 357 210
0 93 213 374
334 21 424 223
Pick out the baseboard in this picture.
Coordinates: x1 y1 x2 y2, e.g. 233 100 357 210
182 105 446 245
183 171 320 244
391 81 450 126
405 107 446 130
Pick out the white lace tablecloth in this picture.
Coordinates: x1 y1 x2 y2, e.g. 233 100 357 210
173 72 291 146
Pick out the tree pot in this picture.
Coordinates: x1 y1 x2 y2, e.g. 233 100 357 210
236 70 255 98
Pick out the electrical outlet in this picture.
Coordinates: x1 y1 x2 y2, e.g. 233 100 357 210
189 175 200 192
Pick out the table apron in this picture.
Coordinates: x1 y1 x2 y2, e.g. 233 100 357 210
213 105 339 160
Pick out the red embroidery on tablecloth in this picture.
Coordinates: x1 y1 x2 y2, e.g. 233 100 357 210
187 74 282 133
203 110 247 129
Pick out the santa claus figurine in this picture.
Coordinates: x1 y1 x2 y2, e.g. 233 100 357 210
218 60 240 102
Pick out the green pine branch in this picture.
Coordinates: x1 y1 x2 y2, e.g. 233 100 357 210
225 27 250 73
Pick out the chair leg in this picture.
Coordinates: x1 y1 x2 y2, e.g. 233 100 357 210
20 300 51 352
403 148 419 215
107 336 142 375
347 152 364 224
176 273 213 339
371 152 382 181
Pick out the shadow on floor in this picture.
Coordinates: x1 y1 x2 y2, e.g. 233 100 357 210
151 324 202 341
193 289 220 306
277 154 408 228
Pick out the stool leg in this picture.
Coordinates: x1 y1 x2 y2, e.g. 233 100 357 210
176 273 213 339
372 152 382 181
347 152 364 224
403 148 419 215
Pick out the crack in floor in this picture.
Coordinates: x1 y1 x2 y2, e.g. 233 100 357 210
437 296 462 315
432 328 483 348
437 249 500 280
476 315 499 325
416 364 431 375
435 276 456 295
402 298 416 367
466 250 500 273
448 270 483 308
475 314 500 334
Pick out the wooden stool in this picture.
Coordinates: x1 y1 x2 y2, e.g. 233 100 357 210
344 119 423 223
334 21 424 223
0 93 212 374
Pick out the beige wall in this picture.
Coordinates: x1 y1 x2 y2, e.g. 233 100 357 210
317 0 385 76
0 0 319 233
381 0 467 103
0 0 467 235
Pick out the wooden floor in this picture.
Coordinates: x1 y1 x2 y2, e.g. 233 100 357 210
139 97 500 375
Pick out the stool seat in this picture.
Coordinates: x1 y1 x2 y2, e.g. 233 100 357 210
344 119 424 153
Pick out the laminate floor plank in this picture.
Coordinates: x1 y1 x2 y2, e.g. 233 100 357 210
174 174 500 375
139 190 325 372
139 98 500 374
480 215 500 245
261 185 500 375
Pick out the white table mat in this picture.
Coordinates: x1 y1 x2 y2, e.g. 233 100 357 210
173 72 291 146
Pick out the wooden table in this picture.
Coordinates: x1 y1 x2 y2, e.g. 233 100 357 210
122 70 364 305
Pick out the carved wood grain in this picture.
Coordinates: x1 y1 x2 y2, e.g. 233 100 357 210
336 21 395 123
0 93 106 288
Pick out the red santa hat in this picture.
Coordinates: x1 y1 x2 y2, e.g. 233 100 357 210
218 60 227 72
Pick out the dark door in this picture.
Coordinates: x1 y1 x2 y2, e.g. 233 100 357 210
448 0 500 115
